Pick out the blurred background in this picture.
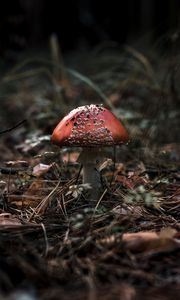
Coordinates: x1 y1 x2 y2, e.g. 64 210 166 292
0 0 180 61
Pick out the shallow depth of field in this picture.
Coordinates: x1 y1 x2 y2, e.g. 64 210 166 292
0 4 180 299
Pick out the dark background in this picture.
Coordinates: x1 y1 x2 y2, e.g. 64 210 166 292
0 0 179 61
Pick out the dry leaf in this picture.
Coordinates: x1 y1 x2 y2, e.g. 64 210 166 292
122 232 159 252
122 230 180 254
22 179 49 207
9 179 49 208
115 175 134 189
99 159 113 171
32 163 53 177
112 205 143 217
159 227 177 239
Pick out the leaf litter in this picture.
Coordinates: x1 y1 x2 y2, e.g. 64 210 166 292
0 44 179 299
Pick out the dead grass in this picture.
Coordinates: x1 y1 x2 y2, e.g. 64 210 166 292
0 42 179 299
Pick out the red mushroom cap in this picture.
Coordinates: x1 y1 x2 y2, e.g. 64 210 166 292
51 104 129 147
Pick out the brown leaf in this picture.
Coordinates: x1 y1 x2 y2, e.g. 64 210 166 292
115 175 134 189
22 179 49 208
112 205 143 218
32 163 53 177
9 179 49 208
122 232 159 252
122 230 180 254
159 227 177 239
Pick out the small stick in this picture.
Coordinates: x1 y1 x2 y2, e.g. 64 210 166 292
0 119 27 135
0 167 27 175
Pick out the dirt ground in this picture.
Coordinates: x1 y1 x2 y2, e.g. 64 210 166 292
0 44 179 299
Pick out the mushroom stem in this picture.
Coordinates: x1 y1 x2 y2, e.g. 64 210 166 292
78 148 103 200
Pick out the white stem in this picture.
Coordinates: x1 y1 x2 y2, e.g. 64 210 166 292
83 163 101 186
78 148 103 200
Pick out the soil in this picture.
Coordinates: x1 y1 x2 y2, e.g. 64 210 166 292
0 45 179 299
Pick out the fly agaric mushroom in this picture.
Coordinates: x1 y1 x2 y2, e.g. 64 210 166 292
51 104 129 200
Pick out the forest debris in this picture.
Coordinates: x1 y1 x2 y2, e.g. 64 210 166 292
66 183 91 199
99 158 113 172
23 179 49 208
159 143 180 161
0 119 27 135
111 204 144 218
16 134 50 154
5 289 37 300
28 177 76 219
6 160 29 167
0 213 21 225
159 227 177 239
8 179 49 208
0 41 179 300
32 163 53 177
124 185 162 208
122 229 179 254
115 175 134 189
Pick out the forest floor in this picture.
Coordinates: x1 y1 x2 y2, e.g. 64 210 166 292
0 43 179 299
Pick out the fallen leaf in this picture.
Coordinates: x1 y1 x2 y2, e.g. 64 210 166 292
122 231 159 252
159 227 177 239
115 175 134 189
112 205 143 218
32 163 53 177
122 230 180 254
9 179 49 208
22 179 49 208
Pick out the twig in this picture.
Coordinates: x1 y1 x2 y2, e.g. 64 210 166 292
0 167 27 175
28 180 61 221
0 120 27 135
40 223 49 257
92 188 108 217
75 164 83 184
28 177 76 221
